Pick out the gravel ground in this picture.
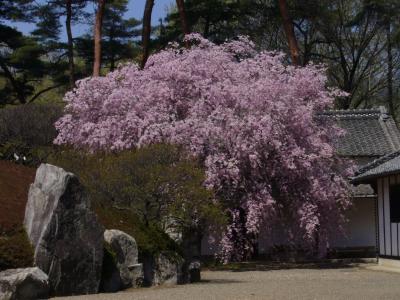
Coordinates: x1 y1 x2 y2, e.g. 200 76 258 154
53 265 400 300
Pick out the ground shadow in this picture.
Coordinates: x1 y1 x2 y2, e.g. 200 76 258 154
205 259 373 273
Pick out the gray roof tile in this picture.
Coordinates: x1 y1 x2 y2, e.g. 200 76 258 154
318 107 400 157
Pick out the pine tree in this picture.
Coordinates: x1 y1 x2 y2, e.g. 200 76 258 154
0 25 65 105
33 0 89 88
77 0 140 73
103 0 140 71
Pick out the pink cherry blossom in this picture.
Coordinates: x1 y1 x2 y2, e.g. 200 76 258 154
55 34 352 262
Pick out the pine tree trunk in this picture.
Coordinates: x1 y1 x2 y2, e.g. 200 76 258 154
66 0 75 88
110 53 115 71
176 0 190 47
93 0 106 77
278 0 300 65
109 27 115 71
386 20 394 117
203 14 210 38
0 57 26 104
141 0 154 69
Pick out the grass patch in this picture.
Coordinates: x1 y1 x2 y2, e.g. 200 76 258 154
0 226 34 271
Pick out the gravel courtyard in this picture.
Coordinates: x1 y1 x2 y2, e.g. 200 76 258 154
54 264 400 300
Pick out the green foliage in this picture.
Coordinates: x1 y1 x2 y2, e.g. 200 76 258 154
31 4 62 47
0 0 34 22
2 0 399 113
0 141 54 166
50 144 225 228
95 206 181 257
0 226 34 271
159 0 252 46
0 25 67 105
76 0 141 73
48 144 226 256
0 103 63 165
103 0 141 70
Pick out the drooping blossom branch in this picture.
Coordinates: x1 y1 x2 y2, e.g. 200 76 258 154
55 34 353 262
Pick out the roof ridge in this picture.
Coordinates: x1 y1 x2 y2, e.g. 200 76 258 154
379 117 400 151
322 108 380 112
317 106 390 121
319 109 380 116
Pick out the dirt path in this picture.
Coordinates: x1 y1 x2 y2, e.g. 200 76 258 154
54 266 400 300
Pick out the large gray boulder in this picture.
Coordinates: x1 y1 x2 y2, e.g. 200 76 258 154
143 252 184 286
0 267 49 300
24 164 104 296
101 229 143 292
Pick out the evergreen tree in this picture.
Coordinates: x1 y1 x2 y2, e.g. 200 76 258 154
103 0 140 71
77 0 140 73
158 0 254 45
0 25 66 106
0 0 34 22
32 0 89 88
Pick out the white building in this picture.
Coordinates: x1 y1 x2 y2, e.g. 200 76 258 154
353 150 400 266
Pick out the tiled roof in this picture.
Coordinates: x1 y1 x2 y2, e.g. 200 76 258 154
352 150 400 183
318 107 400 157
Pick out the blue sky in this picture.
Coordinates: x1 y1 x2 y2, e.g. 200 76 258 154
5 0 174 40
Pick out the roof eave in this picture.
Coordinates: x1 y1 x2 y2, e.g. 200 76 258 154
351 169 400 184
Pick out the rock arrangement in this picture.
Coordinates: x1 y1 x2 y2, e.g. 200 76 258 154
101 229 143 292
0 163 201 299
143 251 185 286
0 267 49 300
23 164 104 296
188 260 201 283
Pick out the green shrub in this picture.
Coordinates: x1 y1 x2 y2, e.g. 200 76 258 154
0 226 34 271
48 144 226 256
96 205 181 257
0 103 63 166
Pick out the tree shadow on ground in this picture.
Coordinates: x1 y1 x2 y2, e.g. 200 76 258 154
205 259 372 273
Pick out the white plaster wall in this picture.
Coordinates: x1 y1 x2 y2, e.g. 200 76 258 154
330 197 376 248
201 197 376 256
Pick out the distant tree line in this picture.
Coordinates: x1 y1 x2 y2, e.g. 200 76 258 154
1 0 399 118
162 0 400 116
